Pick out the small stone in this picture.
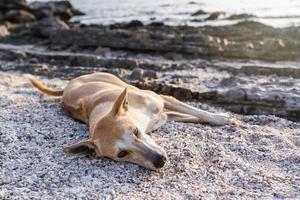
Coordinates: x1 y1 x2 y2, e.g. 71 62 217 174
191 9 207 16
164 52 183 60
130 68 144 80
206 12 226 20
94 46 110 55
227 14 255 20
120 20 144 29
120 185 130 194
0 25 9 37
143 70 159 79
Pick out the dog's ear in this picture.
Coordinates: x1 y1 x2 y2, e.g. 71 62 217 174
63 139 97 156
111 87 128 116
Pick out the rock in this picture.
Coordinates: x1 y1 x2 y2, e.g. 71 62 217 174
126 20 144 28
236 65 300 78
0 0 82 25
164 52 183 60
29 0 82 22
28 2 54 20
135 80 300 121
0 12 4 22
227 14 256 20
0 0 27 9
4 10 36 23
28 17 69 38
206 12 226 20
2 16 300 62
28 57 39 64
72 9 85 16
143 70 159 79
188 1 197 4
128 68 159 80
4 0 26 6
110 20 144 29
149 22 164 27
94 46 110 55
173 87 193 100
191 9 207 16
130 68 144 80
0 25 9 37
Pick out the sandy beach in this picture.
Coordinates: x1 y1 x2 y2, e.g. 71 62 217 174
1 0 300 199
1 72 299 199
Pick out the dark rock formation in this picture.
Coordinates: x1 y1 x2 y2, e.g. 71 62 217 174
4 9 36 23
110 20 144 29
3 18 300 62
191 9 207 16
227 14 256 20
28 1 84 21
205 12 226 20
0 0 84 25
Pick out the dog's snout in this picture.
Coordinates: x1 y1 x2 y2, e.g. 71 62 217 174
136 140 167 169
153 154 167 168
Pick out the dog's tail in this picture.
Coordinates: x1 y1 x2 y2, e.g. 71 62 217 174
29 76 64 96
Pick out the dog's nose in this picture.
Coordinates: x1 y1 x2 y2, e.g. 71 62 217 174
153 154 167 168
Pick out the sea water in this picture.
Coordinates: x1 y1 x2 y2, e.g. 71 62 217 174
28 0 300 27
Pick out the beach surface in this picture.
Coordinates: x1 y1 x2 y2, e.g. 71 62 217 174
1 0 300 199
1 72 299 199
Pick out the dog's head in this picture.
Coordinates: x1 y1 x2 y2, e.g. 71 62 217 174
64 88 167 170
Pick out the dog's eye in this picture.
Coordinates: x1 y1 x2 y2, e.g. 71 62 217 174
117 151 128 158
133 128 139 137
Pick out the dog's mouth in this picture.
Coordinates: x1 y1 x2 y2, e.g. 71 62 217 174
143 151 167 169
123 154 167 170
125 146 168 170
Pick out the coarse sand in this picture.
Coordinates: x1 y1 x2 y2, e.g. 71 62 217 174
1 72 299 199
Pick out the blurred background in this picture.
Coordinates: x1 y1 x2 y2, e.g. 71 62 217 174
29 0 300 27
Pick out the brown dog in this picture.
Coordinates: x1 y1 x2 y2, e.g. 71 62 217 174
30 72 237 170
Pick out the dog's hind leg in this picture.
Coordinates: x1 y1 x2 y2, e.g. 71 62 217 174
161 95 238 125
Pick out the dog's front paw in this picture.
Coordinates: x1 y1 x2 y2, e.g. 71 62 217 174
229 118 241 126
211 114 240 126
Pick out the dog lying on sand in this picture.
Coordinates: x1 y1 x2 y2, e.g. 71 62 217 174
30 72 238 170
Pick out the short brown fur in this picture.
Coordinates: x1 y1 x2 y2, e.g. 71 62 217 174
30 72 238 170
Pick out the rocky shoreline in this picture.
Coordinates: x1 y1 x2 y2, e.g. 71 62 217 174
3 17 300 62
